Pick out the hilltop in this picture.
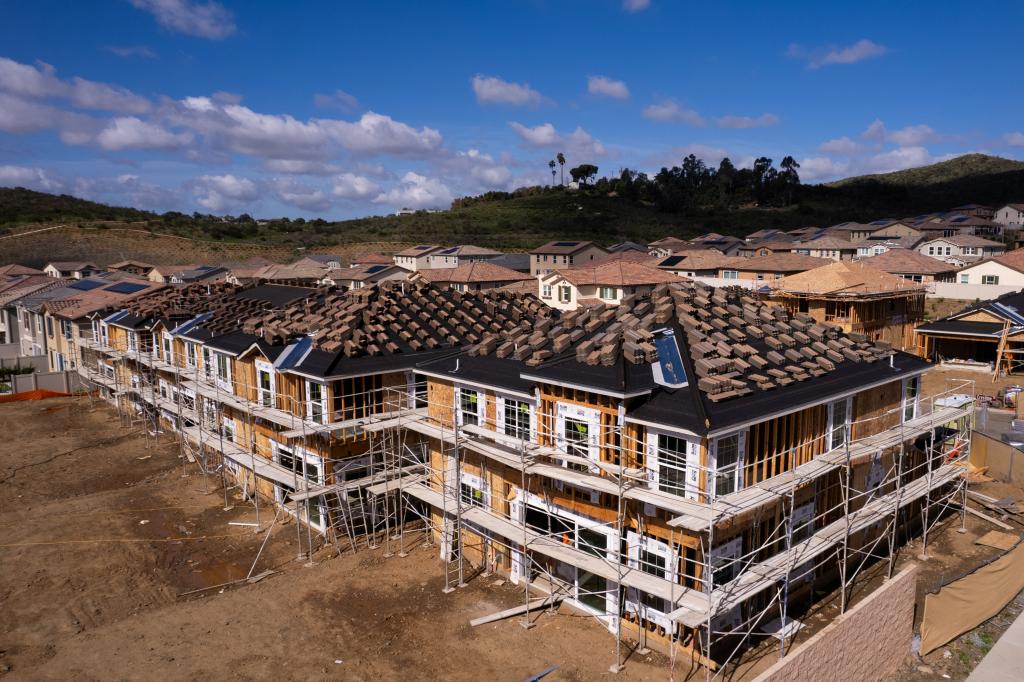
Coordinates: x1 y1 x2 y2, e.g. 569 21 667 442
828 153 1024 188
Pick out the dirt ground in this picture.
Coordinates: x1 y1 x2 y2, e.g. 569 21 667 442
0 398 674 681
2 395 1023 681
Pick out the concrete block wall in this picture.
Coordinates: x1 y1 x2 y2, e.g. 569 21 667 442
752 564 918 682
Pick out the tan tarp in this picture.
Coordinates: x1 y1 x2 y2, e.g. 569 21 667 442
920 541 1024 654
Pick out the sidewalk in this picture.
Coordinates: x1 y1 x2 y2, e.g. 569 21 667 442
967 606 1024 681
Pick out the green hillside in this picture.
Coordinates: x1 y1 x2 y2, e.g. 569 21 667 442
1 154 1023 250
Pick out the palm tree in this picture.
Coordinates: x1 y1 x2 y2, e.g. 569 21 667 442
548 160 557 186
556 152 566 186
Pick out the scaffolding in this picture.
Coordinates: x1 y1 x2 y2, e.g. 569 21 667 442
364 377 975 676
75 323 976 676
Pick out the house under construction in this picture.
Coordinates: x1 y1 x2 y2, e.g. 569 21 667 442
75 277 974 675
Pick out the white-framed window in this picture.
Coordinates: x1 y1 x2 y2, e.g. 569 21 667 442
255 359 276 408
99 322 108 346
541 284 552 299
558 285 572 303
54 352 66 372
960 274 969 284
60 319 72 339
902 376 920 422
127 331 137 352
722 270 738 279
162 332 173 362
306 380 327 424
646 431 700 499
827 397 851 450
555 402 601 475
599 286 615 300
221 416 236 443
927 246 935 255
624 531 677 629
185 342 197 368
496 395 534 441
214 352 232 391
456 386 483 427
272 442 326 531
709 536 742 589
983 275 999 285
91 319 100 341
202 346 213 380
460 471 489 509
711 431 745 498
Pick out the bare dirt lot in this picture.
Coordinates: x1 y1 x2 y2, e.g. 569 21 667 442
0 398 674 681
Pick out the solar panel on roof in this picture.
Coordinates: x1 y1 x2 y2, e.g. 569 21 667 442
439 247 458 254
69 279 105 291
104 282 148 294
365 265 387 274
660 256 684 267
414 245 432 250
553 241 579 247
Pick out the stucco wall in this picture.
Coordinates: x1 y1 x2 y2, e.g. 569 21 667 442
752 564 917 682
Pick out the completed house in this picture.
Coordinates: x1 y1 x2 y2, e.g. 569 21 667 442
656 252 747 279
917 236 1005 266
321 264 410 290
791 237 857 261
411 261 533 293
539 261 678 310
394 245 444 271
428 245 504 269
955 249 1024 286
994 204 1024 231
529 241 608 277
859 248 957 283
108 260 156 278
43 261 100 280
728 253 831 282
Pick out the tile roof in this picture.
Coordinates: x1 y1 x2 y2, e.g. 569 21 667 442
795 236 857 250
46 261 97 271
415 261 534 284
771 261 926 297
432 245 503 257
0 264 44 277
920 234 1005 248
859 249 958 275
324 264 408 282
739 253 831 273
530 240 603 255
657 251 747 271
588 250 663 267
554 261 681 287
394 244 444 257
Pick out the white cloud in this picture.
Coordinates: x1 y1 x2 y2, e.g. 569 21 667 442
0 56 150 113
105 45 157 59
861 119 938 146
471 75 542 106
95 116 193 151
818 136 862 155
272 178 332 212
587 75 629 99
642 100 705 126
0 165 63 192
444 149 514 191
192 174 259 212
331 172 380 200
172 99 442 159
788 39 887 69
320 111 442 156
1006 132 1024 147
263 159 340 175
797 156 850 182
374 172 452 209
129 0 236 40
818 39 887 67
508 122 605 158
715 113 779 129
622 0 650 12
313 89 360 113
508 122 558 146
73 174 180 210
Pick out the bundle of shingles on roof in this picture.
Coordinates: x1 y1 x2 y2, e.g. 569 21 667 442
250 282 557 357
126 282 245 321
240 278 893 404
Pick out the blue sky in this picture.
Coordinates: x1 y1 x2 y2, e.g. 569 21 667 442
1 0 1021 219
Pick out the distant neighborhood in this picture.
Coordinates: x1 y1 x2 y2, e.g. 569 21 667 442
4 202 1024 378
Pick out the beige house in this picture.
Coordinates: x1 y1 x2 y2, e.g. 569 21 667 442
321 264 410 289
994 203 1024 230
859 248 957 283
427 245 503 269
955 249 1024 286
108 260 156 278
43 261 99 280
529 241 608 277
393 245 444 271
917 235 1005 266
412 261 533 293
656 251 747 278
790 237 857 261
538 261 678 310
